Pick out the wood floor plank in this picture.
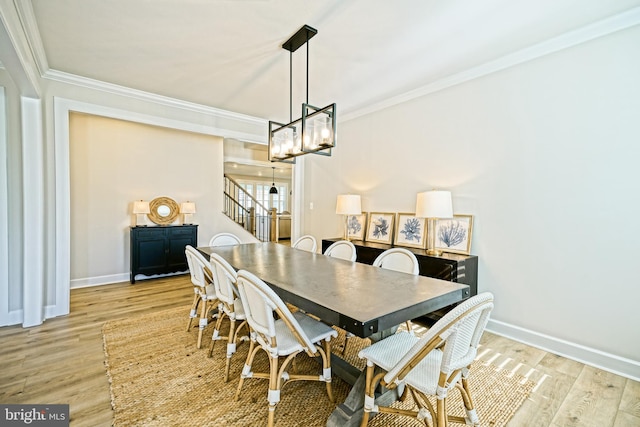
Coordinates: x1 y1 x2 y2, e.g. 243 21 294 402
551 365 627 427
508 367 578 426
619 379 640 418
480 332 547 368
538 352 585 378
0 377 26 400
613 410 640 427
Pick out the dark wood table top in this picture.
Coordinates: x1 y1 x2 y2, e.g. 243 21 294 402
197 242 469 338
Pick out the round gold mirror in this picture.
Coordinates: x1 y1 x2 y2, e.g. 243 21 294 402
148 196 179 225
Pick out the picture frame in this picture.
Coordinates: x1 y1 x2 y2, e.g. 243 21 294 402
394 213 427 249
365 212 395 244
346 213 367 241
434 214 474 255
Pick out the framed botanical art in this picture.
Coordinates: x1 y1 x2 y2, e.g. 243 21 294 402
365 212 394 244
394 213 427 249
346 213 367 241
434 214 474 255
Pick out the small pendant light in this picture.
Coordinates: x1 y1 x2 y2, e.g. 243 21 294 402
269 167 278 194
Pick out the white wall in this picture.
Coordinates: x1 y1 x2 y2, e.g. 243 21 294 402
69 113 241 285
302 24 640 377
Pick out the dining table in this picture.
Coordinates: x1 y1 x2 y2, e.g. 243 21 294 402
197 242 470 426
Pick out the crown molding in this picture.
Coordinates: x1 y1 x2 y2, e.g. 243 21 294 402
43 69 267 128
341 6 640 123
54 96 266 145
13 0 49 76
0 1 40 97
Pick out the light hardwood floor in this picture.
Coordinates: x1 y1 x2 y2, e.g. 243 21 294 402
1 275 638 426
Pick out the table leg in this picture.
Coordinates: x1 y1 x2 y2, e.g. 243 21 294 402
326 366 401 427
326 326 399 427
368 327 398 343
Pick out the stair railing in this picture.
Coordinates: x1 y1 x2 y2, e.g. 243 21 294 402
223 174 276 242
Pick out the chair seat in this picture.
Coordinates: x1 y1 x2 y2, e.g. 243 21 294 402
359 331 463 396
272 312 337 356
220 297 246 320
358 332 419 370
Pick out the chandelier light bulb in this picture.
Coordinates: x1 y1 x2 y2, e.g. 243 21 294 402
294 133 302 153
272 142 281 157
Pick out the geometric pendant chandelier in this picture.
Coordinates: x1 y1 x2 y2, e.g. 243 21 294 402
268 24 337 163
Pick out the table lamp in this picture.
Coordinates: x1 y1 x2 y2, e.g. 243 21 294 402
336 194 361 241
416 190 453 256
132 200 150 226
180 201 196 224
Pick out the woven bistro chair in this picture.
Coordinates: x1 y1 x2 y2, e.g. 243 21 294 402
208 232 242 247
323 239 357 261
373 247 420 333
358 292 494 427
292 234 318 253
234 269 338 427
185 245 219 349
208 252 250 382
373 247 420 275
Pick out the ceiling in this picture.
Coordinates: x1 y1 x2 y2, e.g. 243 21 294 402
23 0 640 123
222 138 291 180
224 161 290 182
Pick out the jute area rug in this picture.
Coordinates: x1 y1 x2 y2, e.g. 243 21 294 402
102 306 534 426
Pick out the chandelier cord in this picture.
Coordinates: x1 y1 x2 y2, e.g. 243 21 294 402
289 32 311 122
306 32 309 104
289 50 292 123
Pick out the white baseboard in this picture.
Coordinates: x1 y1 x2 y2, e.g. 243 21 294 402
70 271 189 289
70 273 130 289
487 319 640 382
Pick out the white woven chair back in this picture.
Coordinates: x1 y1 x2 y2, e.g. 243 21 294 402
373 248 419 275
209 232 242 247
185 245 209 289
209 252 238 305
324 240 357 261
292 235 317 253
236 269 316 352
384 292 494 385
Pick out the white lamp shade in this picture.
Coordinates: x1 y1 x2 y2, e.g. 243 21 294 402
180 202 196 214
132 200 150 214
415 190 453 218
336 194 361 215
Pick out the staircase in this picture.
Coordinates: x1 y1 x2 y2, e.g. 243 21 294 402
223 174 277 242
